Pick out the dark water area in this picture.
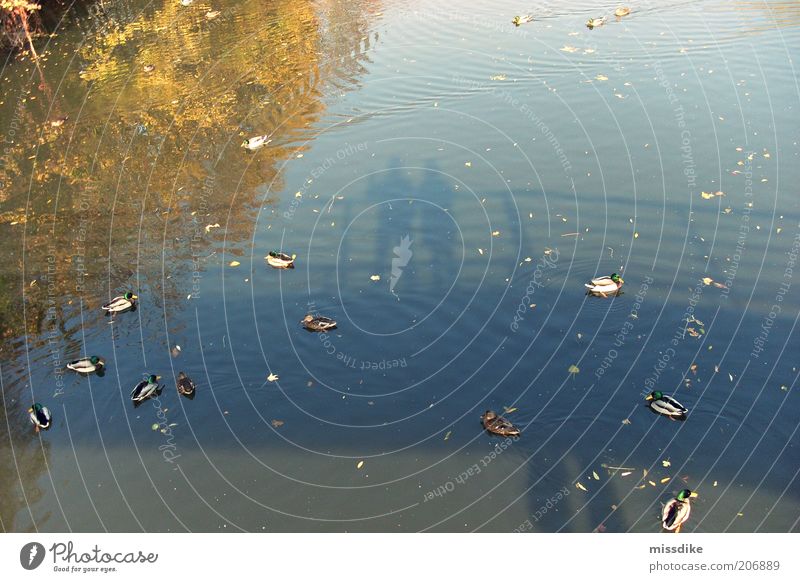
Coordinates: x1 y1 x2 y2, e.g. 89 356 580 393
0 0 798 532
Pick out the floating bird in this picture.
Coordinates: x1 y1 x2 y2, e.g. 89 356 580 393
176 372 196 398
242 135 271 150
266 251 296 269
586 17 606 28
585 273 624 296
662 489 697 532
131 375 161 403
512 15 534 26
143 64 155 73
102 292 138 314
29 403 52 432
646 391 688 420
301 314 337 332
481 410 520 437
67 356 105 374
615 7 632 17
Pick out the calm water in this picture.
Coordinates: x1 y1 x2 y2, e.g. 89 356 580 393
1 0 798 532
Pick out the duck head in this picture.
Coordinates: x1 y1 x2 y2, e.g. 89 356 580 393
645 391 663 401
677 489 698 501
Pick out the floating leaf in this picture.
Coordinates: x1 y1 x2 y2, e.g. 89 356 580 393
271 419 284 428
503 406 518 414
592 471 600 480
576 482 588 491
151 423 159 431
229 260 241 267
702 277 714 285
660 477 671 483
370 275 381 281
622 418 632 425
568 364 580 375
444 431 451 441
648 480 657 486
267 373 279 382
621 471 632 477
662 460 671 468
357 460 365 469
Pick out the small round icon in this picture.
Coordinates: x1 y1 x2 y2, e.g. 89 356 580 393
20 542 46 570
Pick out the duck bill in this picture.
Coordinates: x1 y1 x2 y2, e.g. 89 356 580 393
645 395 654 401
131 294 139 300
690 492 699 498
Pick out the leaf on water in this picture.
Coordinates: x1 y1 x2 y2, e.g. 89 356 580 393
700 191 715 199
560 45 579 53
464 161 472 167
649 480 657 486
492 231 500 237
271 419 284 428
660 477 670 484
702 277 714 285
370 275 381 281
267 373 279 382
622 418 631 425
690 363 698 374
478 248 484 255
595 74 609 81
151 424 159 431
229 260 241 267
593 471 600 480
576 482 588 491
714 365 720 373
729 373 734 382
662 460 671 468
444 431 451 441
643 468 648 478
568 364 580 375
621 471 632 477
357 460 365 469
713 480 718 487
489 75 506 81
503 406 518 413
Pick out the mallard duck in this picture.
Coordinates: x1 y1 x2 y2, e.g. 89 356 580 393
615 7 632 17
646 391 688 419
512 15 534 26
242 135 271 150
586 17 606 28
662 489 697 532
130 375 161 403
585 273 624 296
301 314 337 331
29 403 52 432
176 371 196 397
67 355 104 374
266 251 296 269
143 64 155 73
102 292 138 313
481 410 520 437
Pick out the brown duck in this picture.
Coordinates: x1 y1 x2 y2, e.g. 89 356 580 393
481 410 520 437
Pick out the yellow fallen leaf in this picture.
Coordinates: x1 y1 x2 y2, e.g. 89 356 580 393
561 45 579 53
229 260 241 267
649 480 657 486
662 460 671 467
568 364 580 374
491 231 500 237
660 477 670 484
464 161 472 167
595 74 608 81
621 471 632 477
357 461 364 469
702 277 713 285
592 471 600 480
267 373 279 382
576 482 588 491
503 406 518 414
444 431 451 441
370 275 381 281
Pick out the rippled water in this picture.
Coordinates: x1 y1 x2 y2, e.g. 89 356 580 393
0 0 798 532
